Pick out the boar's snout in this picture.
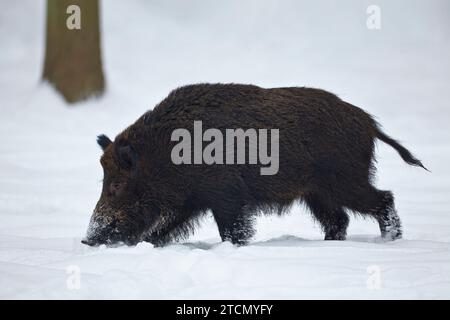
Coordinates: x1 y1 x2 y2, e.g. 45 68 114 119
81 238 100 246
81 224 117 246
82 212 140 247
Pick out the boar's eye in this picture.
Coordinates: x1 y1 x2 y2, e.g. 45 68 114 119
109 181 124 197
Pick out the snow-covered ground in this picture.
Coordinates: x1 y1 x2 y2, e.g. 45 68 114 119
1 0 449 299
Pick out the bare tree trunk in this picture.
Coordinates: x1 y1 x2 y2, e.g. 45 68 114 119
43 0 105 104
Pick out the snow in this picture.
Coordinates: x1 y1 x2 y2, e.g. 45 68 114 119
1 0 450 299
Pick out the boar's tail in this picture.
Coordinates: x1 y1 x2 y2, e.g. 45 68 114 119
374 125 429 171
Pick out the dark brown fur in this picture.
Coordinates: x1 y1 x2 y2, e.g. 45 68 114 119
82 83 426 247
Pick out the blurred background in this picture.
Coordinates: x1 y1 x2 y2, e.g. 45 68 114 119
0 0 449 299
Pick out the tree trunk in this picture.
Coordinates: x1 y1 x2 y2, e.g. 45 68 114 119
43 0 105 104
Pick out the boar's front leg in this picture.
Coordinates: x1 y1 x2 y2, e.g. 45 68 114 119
212 203 256 246
144 210 200 247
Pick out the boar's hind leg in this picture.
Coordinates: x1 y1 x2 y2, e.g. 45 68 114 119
304 194 349 240
212 204 256 246
346 186 402 240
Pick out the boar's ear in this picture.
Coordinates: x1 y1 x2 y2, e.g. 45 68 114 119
115 140 138 170
97 134 112 151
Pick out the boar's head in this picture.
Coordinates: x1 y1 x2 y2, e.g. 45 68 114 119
82 132 168 247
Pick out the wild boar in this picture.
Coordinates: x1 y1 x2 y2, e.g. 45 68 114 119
82 83 426 247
